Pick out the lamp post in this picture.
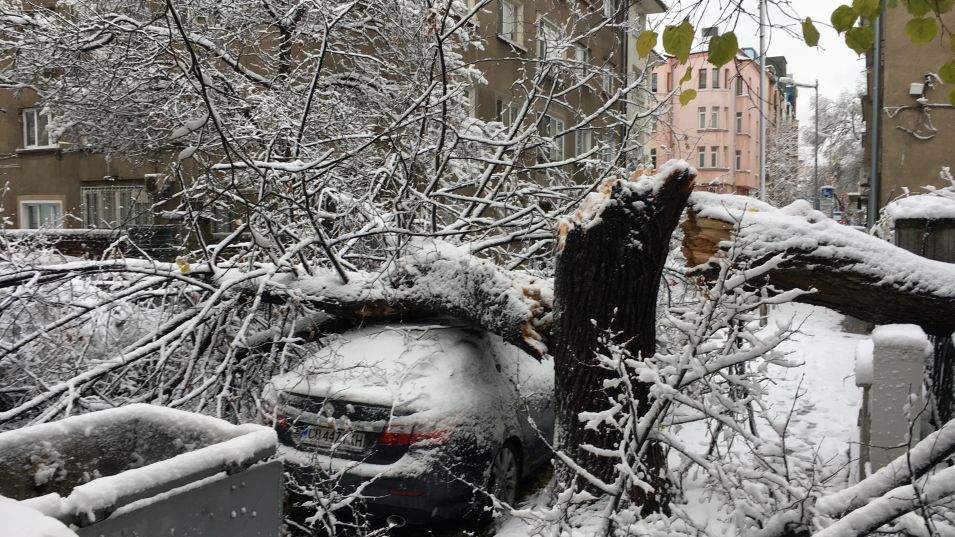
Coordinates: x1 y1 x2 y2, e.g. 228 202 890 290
780 76 820 210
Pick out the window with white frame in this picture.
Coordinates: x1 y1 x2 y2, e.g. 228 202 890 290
538 114 565 161
712 69 720 89
649 148 657 168
698 107 706 129
498 0 522 44
462 85 477 118
698 147 706 168
651 73 658 93
711 106 719 128
496 99 516 127
82 186 152 228
603 0 620 18
23 107 55 148
735 150 742 170
710 146 718 168
538 19 560 61
573 43 590 77
736 111 743 133
19 200 62 229
603 65 616 93
574 129 592 157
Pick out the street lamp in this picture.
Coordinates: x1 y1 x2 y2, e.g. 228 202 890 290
779 76 820 210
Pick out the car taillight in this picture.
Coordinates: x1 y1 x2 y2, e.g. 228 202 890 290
259 402 290 431
377 423 451 447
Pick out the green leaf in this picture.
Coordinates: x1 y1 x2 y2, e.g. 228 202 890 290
636 31 657 58
662 19 694 63
707 31 739 68
940 0 955 13
853 0 881 19
905 17 939 44
679 89 697 106
680 67 692 83
940 60 955 83
903 0 932 17
831 5 859 33
845 26 875 53
802 18 821 47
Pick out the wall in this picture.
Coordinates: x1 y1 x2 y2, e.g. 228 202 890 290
0 89 166 230
872 7 955 207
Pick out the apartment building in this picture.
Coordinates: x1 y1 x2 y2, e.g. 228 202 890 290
461 0 664 166
0 0 664 231
651 48 794 195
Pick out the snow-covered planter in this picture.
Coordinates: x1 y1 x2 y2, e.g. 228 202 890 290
0 404 280 536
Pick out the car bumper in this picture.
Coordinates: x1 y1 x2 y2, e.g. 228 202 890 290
278 444 484 524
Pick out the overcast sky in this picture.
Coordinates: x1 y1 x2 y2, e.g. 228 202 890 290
653 1 865 125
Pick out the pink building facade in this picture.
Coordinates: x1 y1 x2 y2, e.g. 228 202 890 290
650 50 794 195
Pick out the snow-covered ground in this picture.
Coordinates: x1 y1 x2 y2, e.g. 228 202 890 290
497 302 866 536
677 302 865 533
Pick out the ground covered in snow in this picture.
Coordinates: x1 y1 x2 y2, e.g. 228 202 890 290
496 302 865 537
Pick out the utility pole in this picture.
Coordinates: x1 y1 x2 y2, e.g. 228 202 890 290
758 0 767 201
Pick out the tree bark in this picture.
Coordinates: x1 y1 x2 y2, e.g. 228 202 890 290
681 195 955 337
551 166 696 510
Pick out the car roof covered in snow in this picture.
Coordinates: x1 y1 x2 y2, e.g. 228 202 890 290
268 324 507 413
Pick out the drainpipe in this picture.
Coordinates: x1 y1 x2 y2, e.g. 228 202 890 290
866 0 884 229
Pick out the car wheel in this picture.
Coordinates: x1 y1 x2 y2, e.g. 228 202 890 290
488 443 520 506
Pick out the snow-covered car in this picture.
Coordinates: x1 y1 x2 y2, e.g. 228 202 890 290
262 324 555 525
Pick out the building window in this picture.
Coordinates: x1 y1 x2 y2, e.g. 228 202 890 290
23 107 54 148
82 186 152 228
539 114 565 162
573 44 589 77
712 68 719 89
698 69 707 89
574 129 592 157
462 86 477 118
736 76 744 95
736 112 743 133
651 73 658 93
19 200 62 229
603 0 620 18
698 107 706 129
698 146 706 168
711 107 719 128
735 150 742 170
498 0 522 44
649 148 657 168
496 99 516 127
603 64 616 93
538 19 560 61
710 146 718 168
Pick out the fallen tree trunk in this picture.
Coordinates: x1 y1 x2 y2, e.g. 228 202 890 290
681 194 955 337
552 163 696 508
277 239 554 358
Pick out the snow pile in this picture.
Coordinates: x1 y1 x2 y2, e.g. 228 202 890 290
688 192 955 297
0 404 276 524
884 194 955 222
870 324 932 354
0 495 77 537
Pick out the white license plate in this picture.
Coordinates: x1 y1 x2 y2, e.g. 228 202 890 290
300 425 366 451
